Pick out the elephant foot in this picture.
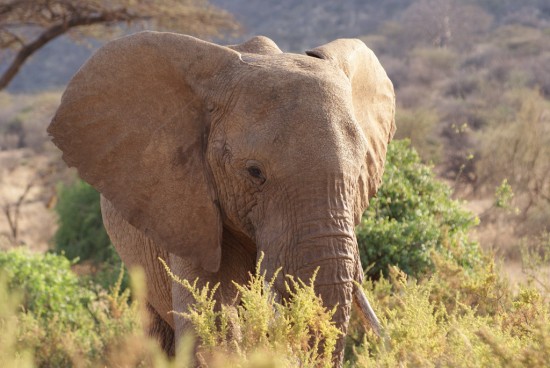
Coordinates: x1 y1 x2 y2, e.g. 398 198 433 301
146 302 175 356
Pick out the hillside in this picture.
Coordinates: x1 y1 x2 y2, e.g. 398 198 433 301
3 1 549 92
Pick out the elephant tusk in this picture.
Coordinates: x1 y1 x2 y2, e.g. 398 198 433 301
353 287 381 337
263 280 282 304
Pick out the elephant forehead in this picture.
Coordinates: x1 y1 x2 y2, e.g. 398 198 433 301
230 55 355 128
223 71 366 172
236 53 350 102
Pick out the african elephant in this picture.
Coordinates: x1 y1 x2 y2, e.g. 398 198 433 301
48 31 395 366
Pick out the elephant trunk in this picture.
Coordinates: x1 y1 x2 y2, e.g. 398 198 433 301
291 230 381 364
293 233 359 367
312 280 354 366
257 175 381 365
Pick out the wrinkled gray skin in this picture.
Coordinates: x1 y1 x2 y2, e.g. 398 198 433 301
48 31 395 366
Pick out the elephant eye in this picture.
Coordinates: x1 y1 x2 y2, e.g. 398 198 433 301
246 164 266 185
248 166 262 178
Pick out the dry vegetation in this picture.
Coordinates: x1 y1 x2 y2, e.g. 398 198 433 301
359 0 550 260
0 242 548 367
0 91 65 250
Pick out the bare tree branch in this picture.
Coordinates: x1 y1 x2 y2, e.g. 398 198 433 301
0 11 135 89
0 0 238 90
2 176 35 245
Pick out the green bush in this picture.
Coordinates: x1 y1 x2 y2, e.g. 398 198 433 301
54 179 113 264
0 248 92 323
53 179 128 289
0 274 34 368
0 249 140 367
357 140 481 279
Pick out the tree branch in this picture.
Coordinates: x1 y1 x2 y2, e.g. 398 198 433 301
0 11 134 90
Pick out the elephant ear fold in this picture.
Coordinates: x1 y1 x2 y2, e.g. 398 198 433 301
306 39 396 200
48 31 241 272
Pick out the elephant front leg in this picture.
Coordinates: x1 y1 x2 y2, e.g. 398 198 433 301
146 302 176 356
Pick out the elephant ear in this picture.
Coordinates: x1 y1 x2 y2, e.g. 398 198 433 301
306 39 396 203
48 31 241 272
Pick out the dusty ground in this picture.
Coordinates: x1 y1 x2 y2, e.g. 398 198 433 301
465 197 550 289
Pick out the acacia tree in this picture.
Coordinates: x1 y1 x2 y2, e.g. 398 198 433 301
0 0 238 90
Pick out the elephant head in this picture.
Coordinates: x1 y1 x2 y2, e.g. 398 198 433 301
48 31 395 365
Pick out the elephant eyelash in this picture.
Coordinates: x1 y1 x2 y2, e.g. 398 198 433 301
246 164 266 185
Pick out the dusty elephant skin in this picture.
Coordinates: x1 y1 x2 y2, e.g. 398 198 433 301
48 31 395 366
